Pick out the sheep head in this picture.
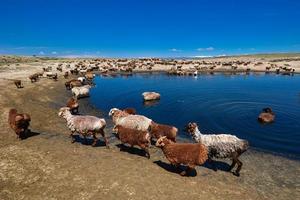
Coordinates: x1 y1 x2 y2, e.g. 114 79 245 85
155 136 172 147
262 107 273 114
58 107 71 118
108 108 120 117
185 122 198 135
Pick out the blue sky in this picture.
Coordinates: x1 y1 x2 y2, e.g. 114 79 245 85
0 0 300 58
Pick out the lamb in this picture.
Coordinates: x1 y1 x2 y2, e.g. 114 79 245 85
113 125 151 158
109 108 152 131
185 122 249 176
149 122 177 142
58 107 108 147
66 97 79 114
71 85 91 99
155 136 208 176
258 107 275 123
8 108 31 139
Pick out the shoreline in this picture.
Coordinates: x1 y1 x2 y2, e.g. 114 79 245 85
1 59 300 199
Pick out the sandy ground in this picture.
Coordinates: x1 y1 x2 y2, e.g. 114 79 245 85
0 59 300 200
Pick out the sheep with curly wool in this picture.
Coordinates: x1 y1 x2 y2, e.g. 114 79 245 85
149 121 177 142
186 122 249 176
8 108 31 139
58 107 108 147
109 108 152 131
113 125 151 158
71 85 91 99
156 136 208 176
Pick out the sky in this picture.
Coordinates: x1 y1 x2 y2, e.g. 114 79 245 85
0 0 300 58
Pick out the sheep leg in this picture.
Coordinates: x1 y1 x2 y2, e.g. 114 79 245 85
92 133 98 147
140 144 150 159
70 132 75 143
233 158 243 177
228 158 237 172
208 157 217 171
99 129 109 148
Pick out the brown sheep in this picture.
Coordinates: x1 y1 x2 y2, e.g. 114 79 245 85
66 97 79 114
150 122 177 142
123 107 136 115
8 108 31 139
113 125 151 158
65 79 82 90
14 80 23 88
258 107 275 123
156 136 208 176
64 71 69 79
29 73 39 83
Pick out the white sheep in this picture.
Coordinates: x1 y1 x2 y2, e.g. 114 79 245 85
71 85 91 99
186 122 249 176
77 76 86 83
109 108 152 131
58 107 108 147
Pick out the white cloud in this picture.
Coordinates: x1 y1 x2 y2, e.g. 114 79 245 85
39 51 45 55
58 54 99 58
196 47 215 51
192 55 213 58
169 48 182 52
51 51 57 55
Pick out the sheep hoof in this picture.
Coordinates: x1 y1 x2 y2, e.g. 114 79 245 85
180 171 187 176
233 171 240 177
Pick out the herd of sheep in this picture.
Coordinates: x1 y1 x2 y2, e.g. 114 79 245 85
7 59 277 177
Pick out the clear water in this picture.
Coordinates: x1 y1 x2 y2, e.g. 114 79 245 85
90 73 300 158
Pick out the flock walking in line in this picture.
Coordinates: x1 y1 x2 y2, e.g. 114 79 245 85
7 60 277 177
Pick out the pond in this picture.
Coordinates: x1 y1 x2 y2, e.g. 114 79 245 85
90 72 300 159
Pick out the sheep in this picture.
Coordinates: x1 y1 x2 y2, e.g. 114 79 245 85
123 107 136 115
185 122 249 176
77 77 86 84
8 108 31 139
85 72 95 80
71 85 91 99
64 71 69 79
13 79 23 88
58 107 108 147
29 73 39 82
109 108 152 131
155 136 208 176
149 122 177 142
65 79 82 90
258 107 275 123
57 66 63 72
66 97 79 114
113 125 151 158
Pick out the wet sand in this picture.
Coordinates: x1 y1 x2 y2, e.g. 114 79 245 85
0 60 300 200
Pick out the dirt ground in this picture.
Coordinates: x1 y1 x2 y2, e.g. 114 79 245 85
0 61 300 200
